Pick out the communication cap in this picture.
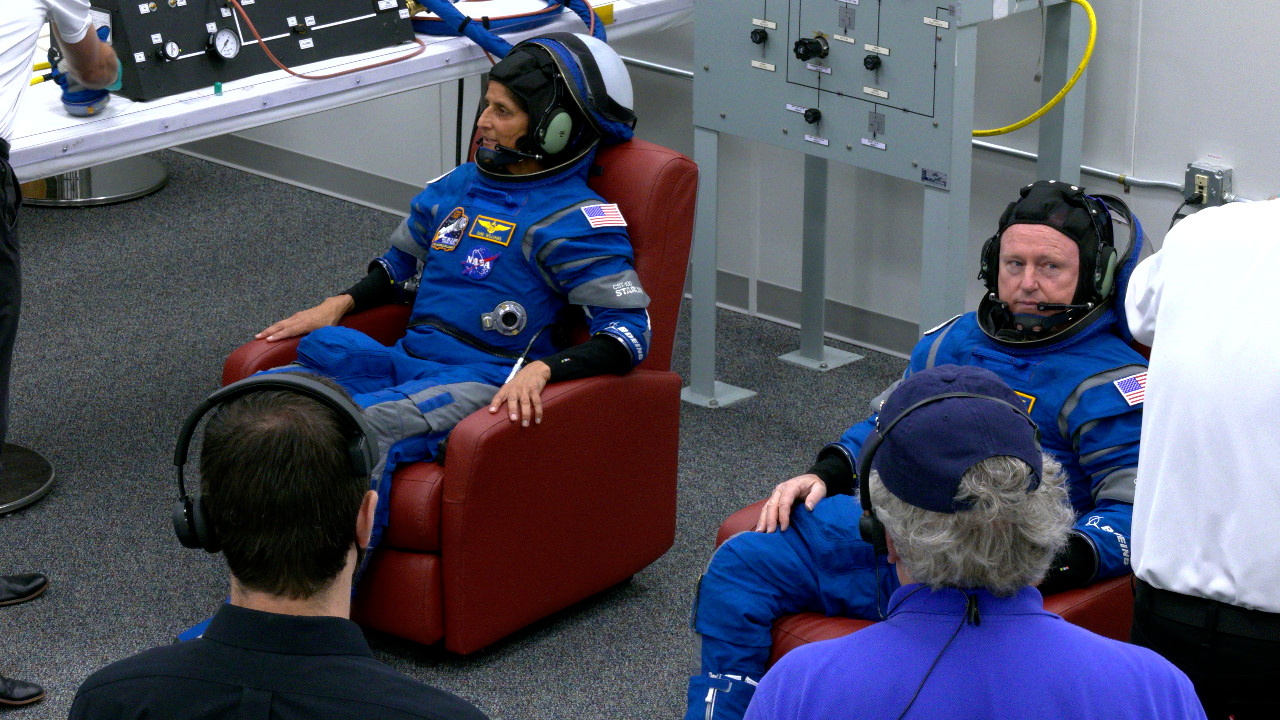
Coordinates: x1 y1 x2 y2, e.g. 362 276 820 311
867 365 1043 514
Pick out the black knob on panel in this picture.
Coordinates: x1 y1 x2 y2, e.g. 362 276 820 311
793 37 829 61
863 54 882 71
803 107 822 125
750 28 768 44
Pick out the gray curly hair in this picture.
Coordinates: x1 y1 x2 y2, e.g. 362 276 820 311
869 454 1073 596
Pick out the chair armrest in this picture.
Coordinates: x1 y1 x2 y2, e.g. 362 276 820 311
717 500 767 547
438 368 681 653
221 304 413 384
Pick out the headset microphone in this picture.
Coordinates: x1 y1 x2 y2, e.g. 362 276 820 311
474 137 544 170
1036 301 1094 312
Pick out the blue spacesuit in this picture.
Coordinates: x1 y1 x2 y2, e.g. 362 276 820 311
686 180 1147 720
285 151 650 548
268 33 650 550
687 311 1145 718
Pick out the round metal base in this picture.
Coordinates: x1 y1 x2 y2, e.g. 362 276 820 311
0 444 55 515
20 156 168 207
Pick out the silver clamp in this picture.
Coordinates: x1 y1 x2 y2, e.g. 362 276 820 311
480 300 528 336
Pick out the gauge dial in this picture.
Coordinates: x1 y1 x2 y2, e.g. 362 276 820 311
209 28 240 60
162 40 181 60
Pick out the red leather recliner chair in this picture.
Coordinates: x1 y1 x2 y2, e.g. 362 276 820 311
224 138 697 653
716 500 1135 667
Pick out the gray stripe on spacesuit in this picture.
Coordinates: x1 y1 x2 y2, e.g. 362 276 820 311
1079 442 1127 467
413 381 500 430
1092 466 1137 504
523 200 598 263
390 218 426 260
924 321 958 369
549 255 609 273
1070 419 1101 456
360 381 501 479
530 239 569 291
869 379 903 415
1056 364 1146 441
567 269 652 309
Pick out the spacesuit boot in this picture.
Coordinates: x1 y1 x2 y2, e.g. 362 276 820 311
684 672 757 720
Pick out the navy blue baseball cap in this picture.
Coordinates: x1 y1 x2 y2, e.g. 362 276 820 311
867 365 1043 513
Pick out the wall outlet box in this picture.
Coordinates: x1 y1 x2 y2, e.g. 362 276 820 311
1184 160 1233 207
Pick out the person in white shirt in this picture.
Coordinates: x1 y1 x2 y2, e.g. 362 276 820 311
0 0 118 707
1124 198 1280 720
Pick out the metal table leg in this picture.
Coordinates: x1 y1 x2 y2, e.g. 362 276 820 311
21 156 168 207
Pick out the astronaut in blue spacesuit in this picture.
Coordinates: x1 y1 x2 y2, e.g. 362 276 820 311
685 180 1149 720
256 33 650 549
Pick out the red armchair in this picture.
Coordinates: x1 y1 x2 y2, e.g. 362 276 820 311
716 500 1135 667
224 139 697 653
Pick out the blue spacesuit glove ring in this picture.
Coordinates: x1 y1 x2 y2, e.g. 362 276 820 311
1038 531 1098 594
106 54 122 92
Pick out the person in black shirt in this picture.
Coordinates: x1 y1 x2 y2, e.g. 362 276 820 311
69 375 489 720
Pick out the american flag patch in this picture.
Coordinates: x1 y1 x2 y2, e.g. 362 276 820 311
581 203 627 228
1113 372 1147 406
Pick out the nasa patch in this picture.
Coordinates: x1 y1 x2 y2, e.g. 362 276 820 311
431 207 468 252
469 215 516 246
461 247 499 280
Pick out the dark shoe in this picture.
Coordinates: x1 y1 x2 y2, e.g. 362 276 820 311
0 574 47 606
0 675 43 706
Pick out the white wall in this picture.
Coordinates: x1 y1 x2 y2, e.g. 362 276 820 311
194 1 1280 352
615 1 1280 349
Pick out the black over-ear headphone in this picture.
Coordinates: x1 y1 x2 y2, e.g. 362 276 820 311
856 392 1041 556
530 79 574 157
172 374 378 553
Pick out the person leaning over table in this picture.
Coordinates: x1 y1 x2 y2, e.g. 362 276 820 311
0 0 118 707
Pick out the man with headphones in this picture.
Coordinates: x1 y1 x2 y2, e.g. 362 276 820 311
685 180 1150 720
254 33 649 551
69 374 489 719
745 365 1203 720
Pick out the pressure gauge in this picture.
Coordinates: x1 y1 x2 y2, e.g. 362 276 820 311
160 40 181 61
208 28 240 61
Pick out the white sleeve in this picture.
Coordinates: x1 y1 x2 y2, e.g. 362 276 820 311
46 0 93 44
1124 248 1164 347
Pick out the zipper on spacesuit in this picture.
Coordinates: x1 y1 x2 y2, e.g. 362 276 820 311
405 316 524 360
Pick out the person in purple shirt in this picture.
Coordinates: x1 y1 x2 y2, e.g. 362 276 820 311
744 365 1205 720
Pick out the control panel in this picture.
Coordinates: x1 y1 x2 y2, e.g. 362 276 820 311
92 0 415 101
695 0 962 188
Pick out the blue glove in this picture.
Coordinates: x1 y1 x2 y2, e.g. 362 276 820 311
51 25 117 116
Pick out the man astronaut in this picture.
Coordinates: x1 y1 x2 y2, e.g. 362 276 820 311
257 33 649 549
685 180 1149 720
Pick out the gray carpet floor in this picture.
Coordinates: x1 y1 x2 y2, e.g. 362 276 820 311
0 151 907 719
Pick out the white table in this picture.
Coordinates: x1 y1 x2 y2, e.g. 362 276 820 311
10 0 691 182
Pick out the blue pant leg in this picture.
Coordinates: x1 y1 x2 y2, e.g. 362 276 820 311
789 494 901 620
355 359 506 549
686 496 894 720
255 326 400 398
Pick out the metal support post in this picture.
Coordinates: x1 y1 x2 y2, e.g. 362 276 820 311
681 126 755 408
919 24 978 334
1035 1 1089 185
778 154 861 371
